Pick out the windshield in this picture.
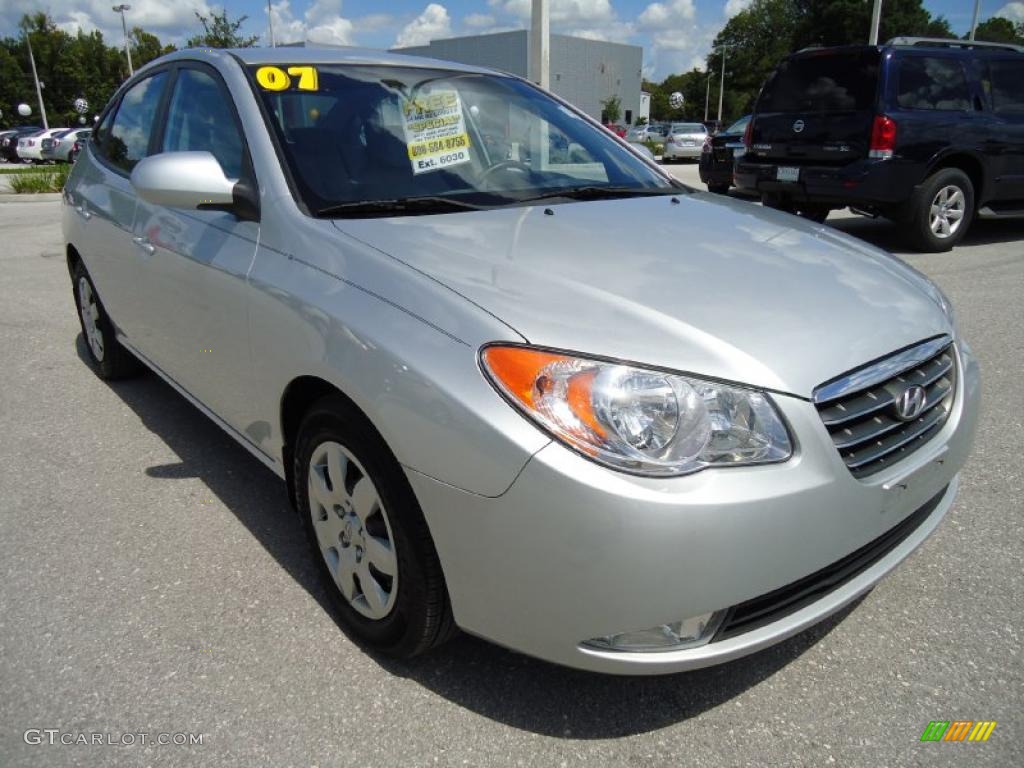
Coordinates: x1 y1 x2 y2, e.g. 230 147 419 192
724 116 750 134
248 64 674 216
758 51 880 113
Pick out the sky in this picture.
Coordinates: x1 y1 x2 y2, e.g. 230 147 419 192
2 0 1022 78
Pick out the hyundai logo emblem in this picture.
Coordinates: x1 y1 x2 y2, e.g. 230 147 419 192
894 385 927 421
792 119 805 133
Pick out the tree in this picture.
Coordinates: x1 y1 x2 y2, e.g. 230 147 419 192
600 95 621 124
970 16 1024 45
132 28 176 68
187 10 259 49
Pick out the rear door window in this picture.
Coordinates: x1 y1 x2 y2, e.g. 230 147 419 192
759 51 880 113
988 59 1024 114
896 57 971 111
102 71 169 173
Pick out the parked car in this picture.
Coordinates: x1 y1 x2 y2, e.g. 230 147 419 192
17 128 70 163
699 114 751 193
626 124 652 142
662 122 708 162
64 48 977 675
1 126 43 163
602 122 627 138
735 37 1024 249
68 135 90 164
42 128 91 163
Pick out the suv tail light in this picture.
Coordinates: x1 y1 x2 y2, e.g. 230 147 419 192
743 119 753 149
869 115 897 159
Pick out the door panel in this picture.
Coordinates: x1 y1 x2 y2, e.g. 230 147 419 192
983 58 1024 202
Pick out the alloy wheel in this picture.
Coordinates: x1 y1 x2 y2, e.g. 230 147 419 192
929 185 965 239
307 441 398 620
78 276 105 362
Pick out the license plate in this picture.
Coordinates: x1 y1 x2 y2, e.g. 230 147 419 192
776 166 799 182
683 140 696 146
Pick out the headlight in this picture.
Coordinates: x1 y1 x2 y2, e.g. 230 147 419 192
481 345 792 476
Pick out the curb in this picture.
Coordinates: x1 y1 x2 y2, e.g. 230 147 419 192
0 193 63 203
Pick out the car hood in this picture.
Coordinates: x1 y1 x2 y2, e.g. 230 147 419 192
332 193 950 397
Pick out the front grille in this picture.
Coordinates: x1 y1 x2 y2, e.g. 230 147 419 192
813 337 956 478
712 485 947 642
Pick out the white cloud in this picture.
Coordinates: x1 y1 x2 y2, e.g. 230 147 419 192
7 0 212 45
490 0 617 24
638 0 695 28
395 3 452 48
995 2 1024 23
270 0 356 46
464 13 496 29
724 0 753 18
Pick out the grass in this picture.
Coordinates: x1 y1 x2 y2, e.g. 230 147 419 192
8 166 70 193
0 164 60 174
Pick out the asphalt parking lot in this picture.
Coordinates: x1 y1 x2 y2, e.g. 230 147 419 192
1 197 1021 767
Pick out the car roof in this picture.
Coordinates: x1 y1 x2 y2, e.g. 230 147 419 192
156 46 504 77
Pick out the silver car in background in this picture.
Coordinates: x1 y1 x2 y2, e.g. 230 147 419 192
42 128 92 163
663 121 708 162
62 48 978 675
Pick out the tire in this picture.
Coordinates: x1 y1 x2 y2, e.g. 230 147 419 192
904 168 974 252
762 193 795 214
293 395 456 658
707 183 731 195
796 204 831 223
71 260 142 380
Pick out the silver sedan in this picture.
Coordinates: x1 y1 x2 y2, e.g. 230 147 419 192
663 122 709 162
62 48 978 675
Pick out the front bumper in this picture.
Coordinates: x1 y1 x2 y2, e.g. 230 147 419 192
410 342 980 674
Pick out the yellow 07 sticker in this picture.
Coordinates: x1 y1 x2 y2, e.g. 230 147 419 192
255 66 319 92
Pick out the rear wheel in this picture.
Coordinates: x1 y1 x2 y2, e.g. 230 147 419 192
905 168 974 252
71 260 141 379
293 395 456 658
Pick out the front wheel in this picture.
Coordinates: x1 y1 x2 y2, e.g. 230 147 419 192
293 396 456 658
905 168 974 252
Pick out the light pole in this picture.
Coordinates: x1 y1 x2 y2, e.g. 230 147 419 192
21 20 48 129
869 0 882 45
717 45 728 126
704 73 711 122
530 0 550 89
267 0 276 47
969 0 982 41
112 4 133 76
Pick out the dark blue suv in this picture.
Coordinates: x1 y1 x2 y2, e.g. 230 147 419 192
735 38 1024 251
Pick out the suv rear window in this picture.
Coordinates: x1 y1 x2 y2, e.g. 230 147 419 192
897 57 971 111
759 51 880 113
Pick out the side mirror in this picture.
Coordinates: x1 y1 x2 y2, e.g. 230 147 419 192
130 151 258 222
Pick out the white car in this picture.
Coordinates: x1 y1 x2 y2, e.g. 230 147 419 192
663 122 709 162
17 128 70 163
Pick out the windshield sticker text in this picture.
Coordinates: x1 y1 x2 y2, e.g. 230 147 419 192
401 90 472 175
255 66 319 92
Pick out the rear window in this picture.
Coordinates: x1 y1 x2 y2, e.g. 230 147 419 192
759 51 880 113
988 59 1024 114
671 123 705 133
897 57 971 111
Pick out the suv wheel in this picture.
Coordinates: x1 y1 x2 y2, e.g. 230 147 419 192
907 168 974 252
293 395 456 658
72 260 142 379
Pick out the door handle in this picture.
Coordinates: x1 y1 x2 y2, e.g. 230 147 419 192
131 236 155 255
74 204 91 221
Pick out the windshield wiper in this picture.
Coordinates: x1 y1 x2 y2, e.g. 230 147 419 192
315 196 486 218
513 185 682 205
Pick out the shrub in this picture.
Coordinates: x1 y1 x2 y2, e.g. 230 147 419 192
9 166 70 193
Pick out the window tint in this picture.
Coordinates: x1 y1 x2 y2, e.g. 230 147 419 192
162 68 245 178
759 51 880 113
104 71 168 172
989 59 1024 114
897 57 970 111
